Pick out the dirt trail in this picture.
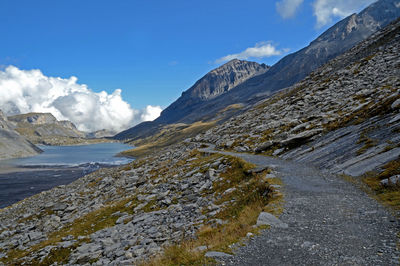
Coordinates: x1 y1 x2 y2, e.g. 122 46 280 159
201 146 400 265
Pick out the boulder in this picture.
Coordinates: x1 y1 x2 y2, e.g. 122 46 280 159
205 251 233 258
254 141 274 153
256 212 288 228
380 175 400 186
280 129 322 148
391 98 400 109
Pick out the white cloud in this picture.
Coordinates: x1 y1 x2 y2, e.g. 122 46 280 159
276 0 304 19
312 0 376 28
140 105 162 121
0 66 162 132
216 42 285 64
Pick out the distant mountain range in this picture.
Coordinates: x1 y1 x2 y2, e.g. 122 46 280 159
115 0 400 142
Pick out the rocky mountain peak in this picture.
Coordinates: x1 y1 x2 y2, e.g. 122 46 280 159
184 59 269 101
8 112 58 125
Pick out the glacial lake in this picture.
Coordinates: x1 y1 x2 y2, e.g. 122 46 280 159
2 142 133 167
0 142 133 208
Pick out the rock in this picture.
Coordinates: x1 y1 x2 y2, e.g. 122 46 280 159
205 251 233 258
52 203 67 211
256 212 288 228
389 113 400 124
273 148 285 156
391 98 400 109
246 232 254 238
380 175 400 186
28 231 44 242
225 140 235 148
194 245 208 252
281 129 322 148
255 141 274 153
249 166 269 174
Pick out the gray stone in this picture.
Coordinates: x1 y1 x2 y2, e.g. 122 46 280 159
205 251 233 258
256 212 288 228
380 175 400 186
194 245 208 252
391 98 400 109
255 141 274 153
52 203 67 211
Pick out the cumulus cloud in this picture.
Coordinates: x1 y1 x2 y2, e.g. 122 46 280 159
140 105 162 121
276 0 304 19
312 0 376 28
0 66 161 132
216 42 285 64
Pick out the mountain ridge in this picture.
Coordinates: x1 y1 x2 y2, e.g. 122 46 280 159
115 0 400 143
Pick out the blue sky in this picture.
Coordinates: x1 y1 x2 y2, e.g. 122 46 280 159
0 0 375 131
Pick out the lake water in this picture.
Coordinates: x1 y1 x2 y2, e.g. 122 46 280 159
0 142 133 208
2 142 133 168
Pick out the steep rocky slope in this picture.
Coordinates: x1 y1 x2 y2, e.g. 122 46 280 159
190 0 400 118
0 8 399 266
116 0 400 143
0 141 274 264
158 59 269 124
0 110 42 160
197 17 400 177
115 59 268 141
8 113 111 145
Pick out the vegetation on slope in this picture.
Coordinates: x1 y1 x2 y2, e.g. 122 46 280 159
121 121 216 158
362 159 400 211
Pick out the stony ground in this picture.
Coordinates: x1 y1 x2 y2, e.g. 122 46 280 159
0 141 272 265
196 19 400 169
200 147 400 265
0 16 399 266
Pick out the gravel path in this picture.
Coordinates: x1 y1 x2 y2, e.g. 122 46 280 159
201 146 400 265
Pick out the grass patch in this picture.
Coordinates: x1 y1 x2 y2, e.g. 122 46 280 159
324 93 399 132
362 159 400 210
144 155 282 265
121 121 217 158
1 197 137 265
356 132 377 155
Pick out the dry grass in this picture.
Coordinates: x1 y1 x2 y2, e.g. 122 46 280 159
1 197 137 265
362 159 400 210
122 121 217 158
143 155 283 265
356 132 377 155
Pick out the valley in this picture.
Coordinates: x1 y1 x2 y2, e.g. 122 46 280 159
0 1 399 265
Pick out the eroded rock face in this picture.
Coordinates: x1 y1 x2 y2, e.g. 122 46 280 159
197 18 400 177
0 109 42 160
115 0 400 144
8 112 86 140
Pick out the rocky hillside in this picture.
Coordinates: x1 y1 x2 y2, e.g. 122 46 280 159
8 113 111 145
196 17 400 177
115 59 268 141
0 7 399 266
158 59 269 123
115 0 400 143
0 110 42 160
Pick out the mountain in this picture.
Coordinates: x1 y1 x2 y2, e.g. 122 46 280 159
2 18 399 265
8 113 109 145
115 0 400 143
115 59 269 140
158 59 269 124
198 17 400 174
0 110 41 160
